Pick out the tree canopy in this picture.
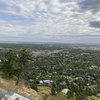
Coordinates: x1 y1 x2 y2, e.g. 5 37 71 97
0 48 33 85
0 49 19 79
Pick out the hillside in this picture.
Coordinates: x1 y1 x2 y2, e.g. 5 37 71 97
0 75 40 100
0 75 53 100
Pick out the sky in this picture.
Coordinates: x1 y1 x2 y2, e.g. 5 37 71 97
0 0 100 43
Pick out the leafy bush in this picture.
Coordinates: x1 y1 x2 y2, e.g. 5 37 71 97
30 83 38 92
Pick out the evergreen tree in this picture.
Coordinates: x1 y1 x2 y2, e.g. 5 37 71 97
30 83 38 92
52 82 56 88
56 85 61 93
0 49 19 79
66 79 69 87
16 48 33 85
67 91 73 99
51 87 56 95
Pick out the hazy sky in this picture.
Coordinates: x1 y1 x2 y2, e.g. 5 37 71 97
0 0 100 43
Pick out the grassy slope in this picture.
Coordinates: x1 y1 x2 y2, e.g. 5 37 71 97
0 75 40 100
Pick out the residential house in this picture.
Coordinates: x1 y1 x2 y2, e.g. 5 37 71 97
97 93 100 98
61 89 69 94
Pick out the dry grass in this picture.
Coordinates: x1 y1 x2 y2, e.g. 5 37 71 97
38 86 51 99
0 75 41 100
88 96 100 100
38 87 51 95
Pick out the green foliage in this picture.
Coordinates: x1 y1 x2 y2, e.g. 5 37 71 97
52 82 56 88
0 48 33 86
30 83 38 92
68 98 73 100
16 48 33 85
0 49 19 79
85 87 92 96
1 73 13 79
12 76 18 81
66 79 69 87
51 87 56 95
56 85 62 93
67 91 73 99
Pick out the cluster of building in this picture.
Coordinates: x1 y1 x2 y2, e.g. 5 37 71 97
31 50 62 56
73 46 100 51
90 65 100 70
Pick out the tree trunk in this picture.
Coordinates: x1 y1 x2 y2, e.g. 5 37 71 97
16 63 22 85
16 77 19 85
16 69 21 85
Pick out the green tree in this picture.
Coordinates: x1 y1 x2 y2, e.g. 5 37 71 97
0 49 19 79
30 83 38 92
66 79 69 87
52 82 56 88
85 87 92 96
67 91 73 99
51 87 56 95
16 48 33 85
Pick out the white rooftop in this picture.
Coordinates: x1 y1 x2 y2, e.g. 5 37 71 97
61 89 69 94
40 80 53 84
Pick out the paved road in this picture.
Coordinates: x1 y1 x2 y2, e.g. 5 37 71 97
0 88 8 99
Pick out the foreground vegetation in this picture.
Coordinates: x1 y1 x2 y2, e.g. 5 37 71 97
0 75 40 100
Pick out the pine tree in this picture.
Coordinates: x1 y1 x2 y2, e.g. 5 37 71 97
67 91 73 99
51 87 56 95
30 83 38 92
0 49 19 79
16 48 33 85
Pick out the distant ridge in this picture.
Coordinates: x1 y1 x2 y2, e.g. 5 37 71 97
0 41 100 45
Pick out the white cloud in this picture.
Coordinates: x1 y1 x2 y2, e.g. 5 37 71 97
0 0 100 43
